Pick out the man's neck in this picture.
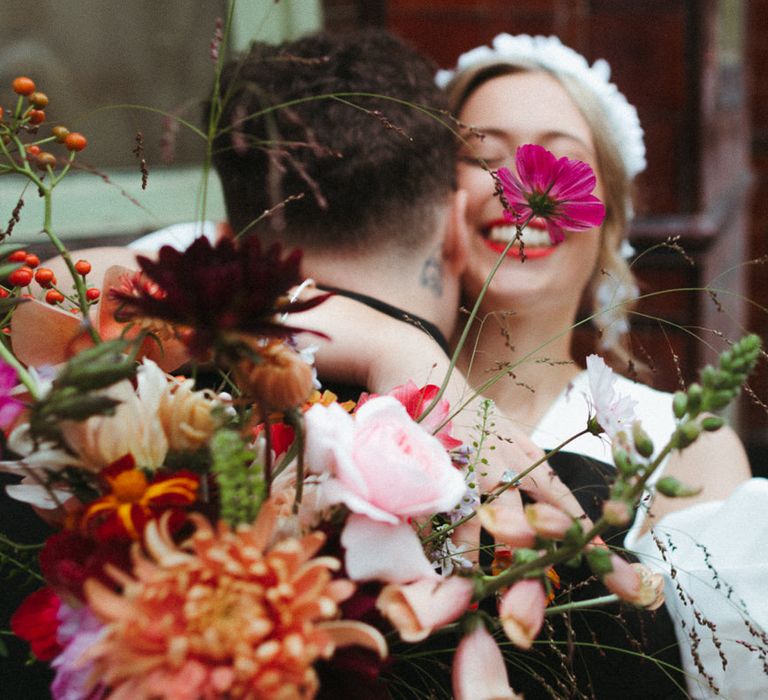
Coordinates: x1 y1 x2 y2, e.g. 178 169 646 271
301 248 458 341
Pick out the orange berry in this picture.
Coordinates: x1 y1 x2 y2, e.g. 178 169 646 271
25 254 40 268
12 77 35 95
28 109 46 125
0 106 4 121
35 152 56 170
26 145 41 156
52 126 69 142
7 250 27 263
28 91 48 108
85 288 100 301
74 259 91 275
45 290 65 305
9 266 33 287
34 267 55 287
64 132 87 152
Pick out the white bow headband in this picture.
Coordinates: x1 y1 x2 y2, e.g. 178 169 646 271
435 34 647 181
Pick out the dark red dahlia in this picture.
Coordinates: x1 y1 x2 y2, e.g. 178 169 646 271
110 235 328 358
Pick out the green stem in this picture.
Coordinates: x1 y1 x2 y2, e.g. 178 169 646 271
418 214 533 423
0 335 40 399
421 428 589 546
40 189 100 344
545 593 619 615
480 440 675 598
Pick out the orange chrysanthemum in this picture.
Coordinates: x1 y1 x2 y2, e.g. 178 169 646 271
82 504 386 700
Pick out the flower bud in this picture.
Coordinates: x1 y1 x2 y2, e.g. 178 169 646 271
603 499 633 526
675 420 701 448
672 391 688 419
655 476 702 498
235 342 314 411
524 502 573 540
631 422 654 458
686 383 702 416
602 554 641 602
477 504 536 549
499 579 547 649
612 445 638 477
701 415 725 432
630 563 666 610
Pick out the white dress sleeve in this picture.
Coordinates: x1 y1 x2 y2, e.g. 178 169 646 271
625 478 768 698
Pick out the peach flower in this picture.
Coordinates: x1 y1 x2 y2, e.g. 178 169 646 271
376 576 475 642
452 624 523 700
11 265 189 372
82 503 386 700
499 579 547 650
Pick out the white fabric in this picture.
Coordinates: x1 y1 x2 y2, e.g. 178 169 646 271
436 34 646 180
532 370 768 697
128 220 217 253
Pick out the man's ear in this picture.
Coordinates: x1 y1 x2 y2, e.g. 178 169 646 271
442 188 470 277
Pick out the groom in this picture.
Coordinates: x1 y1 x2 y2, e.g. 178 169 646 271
208 29 468 396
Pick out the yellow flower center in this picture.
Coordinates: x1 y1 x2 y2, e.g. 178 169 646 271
111 469 149 503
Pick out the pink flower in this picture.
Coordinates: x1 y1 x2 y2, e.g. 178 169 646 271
603 556 666 610
0 360 23 429
524 502 574 540
304 396 467 582
499 579 547 649
602 553 642 601
452 624 522 700
386 381 462 450
586 354 637 439
304 396 467 523
51 603 107 700
477 504 536 549
376 576 475 642
497 144 606 244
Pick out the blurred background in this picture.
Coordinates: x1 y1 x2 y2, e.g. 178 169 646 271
0 0 765 468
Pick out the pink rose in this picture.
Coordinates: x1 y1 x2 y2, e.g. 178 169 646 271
304 396 467 522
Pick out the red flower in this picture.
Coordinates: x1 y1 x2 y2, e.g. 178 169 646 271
497 144 606 244
39 530 132 602
109 235 329 358
81 454 199 541
358 381 462 450
10 587 62 661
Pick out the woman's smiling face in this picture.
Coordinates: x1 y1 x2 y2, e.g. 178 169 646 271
457 70 604 317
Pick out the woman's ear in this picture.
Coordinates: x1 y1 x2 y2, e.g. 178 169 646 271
442 188 470 277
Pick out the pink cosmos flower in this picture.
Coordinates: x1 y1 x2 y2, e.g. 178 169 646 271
497 144 606 244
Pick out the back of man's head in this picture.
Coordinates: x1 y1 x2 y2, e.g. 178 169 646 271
210 30 456 253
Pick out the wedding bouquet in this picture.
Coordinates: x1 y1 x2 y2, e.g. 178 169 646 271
0 66 761 700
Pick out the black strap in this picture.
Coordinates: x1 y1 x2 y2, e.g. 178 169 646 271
315 284 451 356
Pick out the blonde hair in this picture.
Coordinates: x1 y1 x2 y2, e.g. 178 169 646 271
445 61 638 364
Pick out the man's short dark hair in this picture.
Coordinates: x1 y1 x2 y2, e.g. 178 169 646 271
209 30 457 251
